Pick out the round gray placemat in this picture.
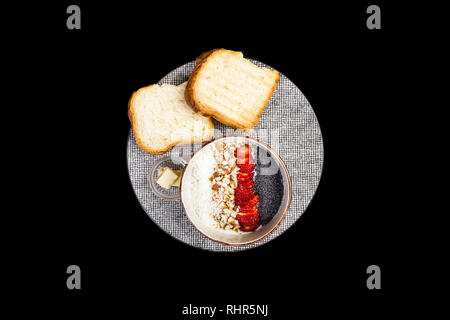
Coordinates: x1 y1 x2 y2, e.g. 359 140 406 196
127 59 324 251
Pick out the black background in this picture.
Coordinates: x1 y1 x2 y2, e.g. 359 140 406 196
9 0 431 317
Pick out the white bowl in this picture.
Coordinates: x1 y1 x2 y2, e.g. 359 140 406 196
180 136 292 246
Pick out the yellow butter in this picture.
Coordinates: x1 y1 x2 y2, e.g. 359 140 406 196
156 167 179 189
157 167 168 179
172 170 182 187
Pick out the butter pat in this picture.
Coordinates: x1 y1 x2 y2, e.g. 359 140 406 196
156 167 179 189
157 167 168 179
172 170 182 187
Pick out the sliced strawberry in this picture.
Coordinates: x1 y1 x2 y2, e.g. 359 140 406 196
238 214 259 224
235 144 250 157
235 197 256 205
236 144 254 165
235 201 256 208
235 192 256 202
236 184 254 191
237 154 253 165
237 179 254 187
238 163 255 169
237 179 253 187
237 207 259 215
235 201 251 207
237 213 259 225
242 194 259 206
239 216 259 225
240 223 260 232
235 194 255 202
235 193 257 203
238 207 259 215
236 188 255 197
238 164 255 173
238 208 258 215
238 204 258 212
235 183 253 191
233 145 260 234
237 172 254 181
238 216 259 226
237 208 259 217
239 188 255 195
238 179 255 189
234 181 255 194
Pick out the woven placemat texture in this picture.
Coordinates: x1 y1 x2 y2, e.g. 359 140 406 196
127 60 323 251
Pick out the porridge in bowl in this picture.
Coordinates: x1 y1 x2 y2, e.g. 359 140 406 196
180 136 291 246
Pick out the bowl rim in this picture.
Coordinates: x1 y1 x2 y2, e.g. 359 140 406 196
179 135 293 247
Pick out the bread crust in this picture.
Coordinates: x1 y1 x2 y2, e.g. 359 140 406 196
195 49 215 65
128 84 214 155
185 49 219 113
185 49 280 130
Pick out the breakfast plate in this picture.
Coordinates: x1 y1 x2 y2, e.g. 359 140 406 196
127 58 324 251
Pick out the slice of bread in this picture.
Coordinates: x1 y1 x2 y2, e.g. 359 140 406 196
128 82 214 155
185 49 280 130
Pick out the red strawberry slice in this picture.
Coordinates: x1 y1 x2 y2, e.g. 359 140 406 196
237 155 253 165
237 207 259 216
235 144 250 157
235 201 251 207
236 144 254 165
235 185 254 194
235 183 254 191
240 223 260 232
237 172 254 181
237 179 254 187
238 204 258 212
235 194 257 203
235 192 256 202
234 183 255 194
237 179 253 186
238 164 256 173
237 213 259 225
236 153 253 165
238 210 258 218
238 207 258 215
235 193 258 204
238 212 259 223
236 180 255 190
236 191 258 200
238 163 255 169
235 201 256 208
242 194 259 206
237 179 254 188
238 216 258 225
236 194 255 204
236 187 255 195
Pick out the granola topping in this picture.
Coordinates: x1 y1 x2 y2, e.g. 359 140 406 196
210 141 241 231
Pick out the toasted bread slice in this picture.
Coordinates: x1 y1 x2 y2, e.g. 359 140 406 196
128 82 214 155
185 49 279 130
